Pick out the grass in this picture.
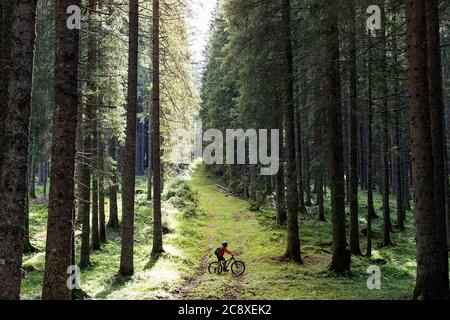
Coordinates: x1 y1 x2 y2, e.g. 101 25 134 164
183 165 422 300
21 164 448 300
21 167 208 300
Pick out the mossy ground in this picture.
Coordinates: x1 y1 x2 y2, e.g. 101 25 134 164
21 164 447 300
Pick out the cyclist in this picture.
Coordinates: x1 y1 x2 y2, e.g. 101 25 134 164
214 241 234 272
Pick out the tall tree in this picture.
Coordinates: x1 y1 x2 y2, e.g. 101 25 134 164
346 0 361 255
392 25 405 231
425 0 449 297
405 0 449 300
281 0 301 263
0 0 13 183
0 0 37 299
98 134 106 243
79 0 99 267
366 29 376 258
119 0 139 276
108 137 119 228
42 0 80 300
380 2 392 247
151 0 164 257
322 1 350 272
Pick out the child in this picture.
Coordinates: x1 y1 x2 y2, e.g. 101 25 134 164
214 241 234 272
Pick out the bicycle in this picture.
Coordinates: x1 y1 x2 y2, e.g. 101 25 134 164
208 256 245 275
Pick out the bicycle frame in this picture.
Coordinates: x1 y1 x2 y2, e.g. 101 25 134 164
220 256 235 269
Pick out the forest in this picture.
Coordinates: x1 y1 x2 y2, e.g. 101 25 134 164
0 0 449 301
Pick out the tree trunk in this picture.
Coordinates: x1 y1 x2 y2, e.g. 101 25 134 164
367 29 377 227
281 0 301 263
406 0 449 300
98 136 106 243
322 1 350 273
392 30 405 231
0 0 37 300
42 0 80 300
276 119 286 225
347 0 361 255
79 0 98 268
108 137 119 228
294 85 306 212
91 167 100 250
28 152 36 199
380 4 392 247
151 0 164 257
119 0 139 276
304 135 311 206
0 0 13 185
24 144 38 254
147 102 152 201
425 0 449 296
313 88 325 221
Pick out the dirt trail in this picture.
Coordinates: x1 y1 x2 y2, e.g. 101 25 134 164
174 212 216 299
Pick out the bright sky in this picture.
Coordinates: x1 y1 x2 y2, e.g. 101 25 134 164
187 0 218 73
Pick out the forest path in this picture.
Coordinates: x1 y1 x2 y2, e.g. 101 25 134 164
176 166 417 300
178 167 270 300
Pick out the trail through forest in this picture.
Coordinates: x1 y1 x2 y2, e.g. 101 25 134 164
173 166 416 300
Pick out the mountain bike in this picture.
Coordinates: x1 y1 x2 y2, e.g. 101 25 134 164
208 256 245 275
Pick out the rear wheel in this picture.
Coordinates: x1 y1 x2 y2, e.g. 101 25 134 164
231 261 245 275
208 262 222 274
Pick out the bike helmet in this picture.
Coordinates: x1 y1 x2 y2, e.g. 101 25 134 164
222 241 228 246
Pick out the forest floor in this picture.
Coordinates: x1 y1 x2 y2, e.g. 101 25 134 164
22 164 430 300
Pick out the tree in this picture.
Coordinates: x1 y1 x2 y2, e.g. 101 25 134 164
151 0 164 257
322 1 350 273
425 0 449 297
366 29 376 257
280 0 301 263
79 0 99 267
405 0 449 300
380 2 392 247
391 22 405 231
119 0 139 276
0 0 37 299
346 0 361 255
108 137 119 228
0 0 13 183
42 0 80 300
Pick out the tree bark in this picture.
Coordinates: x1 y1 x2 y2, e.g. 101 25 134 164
42 0 80 300
406 0 449 300
347 0 361 255
294 85 306 212
0 0 37 300
79 0 98 268
108 137 119 228
98 135 106 243
322 1 350 273
281 0 301 263
151 0 164 257
380 3 392 247
313 97 325 221
425 0 449 295
392 30 405 231
0 0 13 185
276 118 286 225
119 0 138 275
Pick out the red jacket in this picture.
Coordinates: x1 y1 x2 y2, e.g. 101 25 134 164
218 246 231 257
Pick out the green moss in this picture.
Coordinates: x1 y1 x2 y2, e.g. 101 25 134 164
21 165 449 300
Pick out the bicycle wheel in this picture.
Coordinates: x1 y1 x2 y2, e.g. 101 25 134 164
231 261 245 275
208 262 222 274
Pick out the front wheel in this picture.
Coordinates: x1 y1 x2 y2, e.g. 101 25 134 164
208 261 222 274
231 261 245 275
